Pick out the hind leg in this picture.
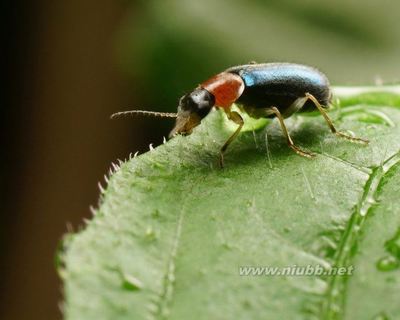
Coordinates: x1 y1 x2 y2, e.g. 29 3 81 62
305 93 369 144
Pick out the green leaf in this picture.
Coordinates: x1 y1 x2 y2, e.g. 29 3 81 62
61 86 400 320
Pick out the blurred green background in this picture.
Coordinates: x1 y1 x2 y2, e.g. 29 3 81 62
2 0 400 319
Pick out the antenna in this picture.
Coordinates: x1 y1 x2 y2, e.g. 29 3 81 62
110 110 177 119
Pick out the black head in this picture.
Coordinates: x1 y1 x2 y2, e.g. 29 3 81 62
169 88 215 137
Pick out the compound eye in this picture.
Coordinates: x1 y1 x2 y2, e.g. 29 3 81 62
178 94 193 112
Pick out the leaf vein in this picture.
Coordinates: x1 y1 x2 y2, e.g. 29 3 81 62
320 149 400 319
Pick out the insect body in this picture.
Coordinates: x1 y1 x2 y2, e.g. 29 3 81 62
112 63 368 167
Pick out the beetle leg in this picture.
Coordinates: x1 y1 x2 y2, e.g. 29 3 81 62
305 92 369 144
219 110 244 168
282 96 308 118
269 107 316 158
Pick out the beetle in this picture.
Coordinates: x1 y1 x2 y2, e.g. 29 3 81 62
112 62 368 167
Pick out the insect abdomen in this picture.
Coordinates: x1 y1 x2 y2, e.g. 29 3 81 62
226 63 331 112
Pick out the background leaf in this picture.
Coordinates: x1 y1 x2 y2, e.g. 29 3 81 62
61 87 400 320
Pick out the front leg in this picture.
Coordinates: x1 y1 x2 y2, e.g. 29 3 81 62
219 110 244 168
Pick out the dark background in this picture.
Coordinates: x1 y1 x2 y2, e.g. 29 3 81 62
2 1 400 319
